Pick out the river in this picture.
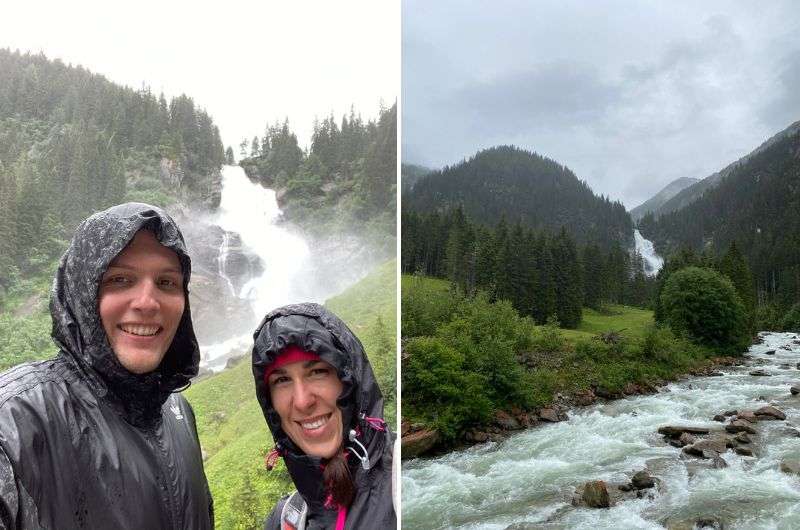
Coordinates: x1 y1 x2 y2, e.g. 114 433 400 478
402 332 800 529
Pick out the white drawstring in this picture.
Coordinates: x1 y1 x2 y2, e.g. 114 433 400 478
347 429 371 470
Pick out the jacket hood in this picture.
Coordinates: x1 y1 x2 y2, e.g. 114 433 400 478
50 202 200 426
252 303 386 508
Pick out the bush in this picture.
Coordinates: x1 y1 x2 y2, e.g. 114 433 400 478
782 303 800 332
402 336 490 441
401 275 462 338
660 266 749 354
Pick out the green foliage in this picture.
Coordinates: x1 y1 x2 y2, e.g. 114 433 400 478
402 336 490 440
401 275 461 339
660 266 749 353
641 127 800 309
0 311 56 370
405 145 633 249
240 105 396 250
781 303 800 332
402 286 536 441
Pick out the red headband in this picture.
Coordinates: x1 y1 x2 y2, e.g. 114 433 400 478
263 344 321 382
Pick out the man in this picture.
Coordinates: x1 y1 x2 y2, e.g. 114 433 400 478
0 203 213 529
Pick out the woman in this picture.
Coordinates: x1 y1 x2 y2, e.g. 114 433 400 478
252 303 396 530
0 202 212 529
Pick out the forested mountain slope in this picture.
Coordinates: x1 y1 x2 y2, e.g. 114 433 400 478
639 125 800 307
0 49 224 301
405 145 632 248
239 104 396 250
630 177 699 221
645 120 800 220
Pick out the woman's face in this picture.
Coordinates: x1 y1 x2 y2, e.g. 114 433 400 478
267 359 344 458
98 230 185 374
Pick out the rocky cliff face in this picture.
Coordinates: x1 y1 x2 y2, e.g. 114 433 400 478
160 157 222 209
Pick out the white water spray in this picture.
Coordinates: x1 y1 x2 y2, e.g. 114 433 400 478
201 165 312 371
634 229 664 276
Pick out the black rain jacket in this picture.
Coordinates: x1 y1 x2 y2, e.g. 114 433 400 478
0 203 213 529
252 303 395 530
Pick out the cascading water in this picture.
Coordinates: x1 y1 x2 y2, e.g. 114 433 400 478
195 165 311 371
402 333 800 529
182 164 381 372
634 230 664 276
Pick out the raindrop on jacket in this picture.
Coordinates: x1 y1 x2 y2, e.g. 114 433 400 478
0 203 213 529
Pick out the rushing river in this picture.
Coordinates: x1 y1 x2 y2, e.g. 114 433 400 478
402 332 800 529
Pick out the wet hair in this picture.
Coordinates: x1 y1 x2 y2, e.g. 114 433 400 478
324 448 355 507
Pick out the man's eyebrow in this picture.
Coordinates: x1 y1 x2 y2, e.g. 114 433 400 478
106 263 183 274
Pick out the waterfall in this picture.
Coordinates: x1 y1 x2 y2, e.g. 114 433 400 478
634 229 664 276
197 165 312 371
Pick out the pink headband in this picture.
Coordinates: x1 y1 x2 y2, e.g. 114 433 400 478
264 344 321 381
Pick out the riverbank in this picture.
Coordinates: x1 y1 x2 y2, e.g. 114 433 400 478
403 332 800 530
401 351 744 459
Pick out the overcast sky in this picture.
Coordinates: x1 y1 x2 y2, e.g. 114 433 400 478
1 0 398 154
402 0 800 209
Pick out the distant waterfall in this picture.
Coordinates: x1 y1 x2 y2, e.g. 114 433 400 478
634 229 663 276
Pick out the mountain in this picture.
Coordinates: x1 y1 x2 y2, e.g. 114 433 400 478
401 162 433 194
639 121 800 306
646 120 800 220
404 145 633 248
630 177 699 221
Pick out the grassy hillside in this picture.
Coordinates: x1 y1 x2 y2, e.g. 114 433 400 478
186 260 396 530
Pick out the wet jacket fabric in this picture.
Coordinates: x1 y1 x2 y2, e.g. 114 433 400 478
0 203 213 530
252 303 395 530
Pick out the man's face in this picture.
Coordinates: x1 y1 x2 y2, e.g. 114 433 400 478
267 359 344 458
98 230 185 374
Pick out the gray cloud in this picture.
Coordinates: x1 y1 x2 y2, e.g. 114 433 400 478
403 1 800 209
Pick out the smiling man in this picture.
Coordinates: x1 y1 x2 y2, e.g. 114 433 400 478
0 203 213 530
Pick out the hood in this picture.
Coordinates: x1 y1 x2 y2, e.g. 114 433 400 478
252 303 386 508
50 202 200 426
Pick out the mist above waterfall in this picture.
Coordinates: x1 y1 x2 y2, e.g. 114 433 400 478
177 165 383 372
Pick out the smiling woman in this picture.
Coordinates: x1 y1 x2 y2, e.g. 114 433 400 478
252 303 396 530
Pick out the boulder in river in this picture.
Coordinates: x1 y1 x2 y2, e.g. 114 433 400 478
780 460 800 475
658 425 710 437
401 428 439 459
631 470 655 489
581 480 611 508
538 408 561 422
683 438 727 457
734 432 752 444
765 349 776 355
749 369 771 376
678 432 697 446
791 386 800 395
725 420 757 434
754 405 786 420
711 455 728 468
737 410 757 423
735 446 754 457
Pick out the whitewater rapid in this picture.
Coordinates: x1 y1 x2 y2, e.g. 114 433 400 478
402 333 800 529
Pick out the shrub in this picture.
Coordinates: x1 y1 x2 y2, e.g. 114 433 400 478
660 266 749 354
402 336 490 441
782 303 800 332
